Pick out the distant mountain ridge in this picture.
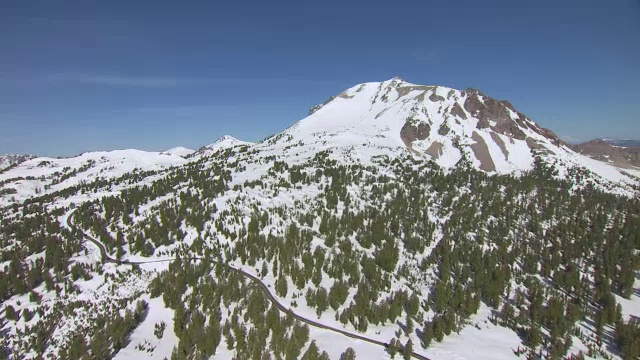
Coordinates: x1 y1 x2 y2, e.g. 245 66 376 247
571 139 640 169
602 138 640 148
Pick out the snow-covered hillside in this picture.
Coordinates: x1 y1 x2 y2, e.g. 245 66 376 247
0 149 186 206
0 154 35 172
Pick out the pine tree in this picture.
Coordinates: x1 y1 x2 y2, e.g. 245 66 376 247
339 347 357 360
422 321 433 348
275 275 288 297
403 339 413 360
301 341 320 360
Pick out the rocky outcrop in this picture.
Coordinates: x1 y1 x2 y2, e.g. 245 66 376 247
429 92 445 102
425 142 444 159
463 88 515 130
308 96 337 115
461 88 555 142
470 132 496 172
396 85 433 98
490 132 509 159
400 118 431 145
438 124 450 136
450 103 467 120
494 120 527 140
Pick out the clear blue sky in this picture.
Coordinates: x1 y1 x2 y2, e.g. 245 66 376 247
1 0 639 156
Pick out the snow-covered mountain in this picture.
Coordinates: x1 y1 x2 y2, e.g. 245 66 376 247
1 78 636 203
2 78 640 360
194 135 253 156
160 146 195 158
264 77 638 193
571 139 640 169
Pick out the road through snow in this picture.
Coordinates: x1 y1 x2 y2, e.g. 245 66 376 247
65 210 432 360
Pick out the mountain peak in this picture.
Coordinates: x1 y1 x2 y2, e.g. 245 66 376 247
160 146 195 158
277 78 636 190
195 135 252 155
214 135 242 143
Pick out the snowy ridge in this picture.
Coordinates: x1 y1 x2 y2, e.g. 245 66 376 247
0 149 186 205
160 146 194 158
0 154 35 172
195 135 253 156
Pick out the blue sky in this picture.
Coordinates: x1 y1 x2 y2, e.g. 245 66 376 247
1 0 639 156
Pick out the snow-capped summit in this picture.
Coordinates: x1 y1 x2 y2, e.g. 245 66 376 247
196 135 253 155
161 146 195 158
274 77 638 192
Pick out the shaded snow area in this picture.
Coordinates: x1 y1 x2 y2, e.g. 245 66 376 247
426 305 523 360
112 297 179 360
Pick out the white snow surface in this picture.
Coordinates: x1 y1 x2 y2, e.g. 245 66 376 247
425 305 523 360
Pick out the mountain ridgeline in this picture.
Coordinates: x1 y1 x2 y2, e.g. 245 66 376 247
1 78 639 360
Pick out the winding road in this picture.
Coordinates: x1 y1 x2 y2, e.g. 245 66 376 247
66 210 431 360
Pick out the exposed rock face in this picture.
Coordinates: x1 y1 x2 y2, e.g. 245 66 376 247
526 137 545 150
571 140 640 168
450 103 467 120
464 88 518 130
533 126 564 146
400 118 431 144
460 88 563 144
308 95 337 115
429 93 445 102
438 124 450 136
494 120 527 140
470 132 496 172
396 85 433 98
425 142 444 159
